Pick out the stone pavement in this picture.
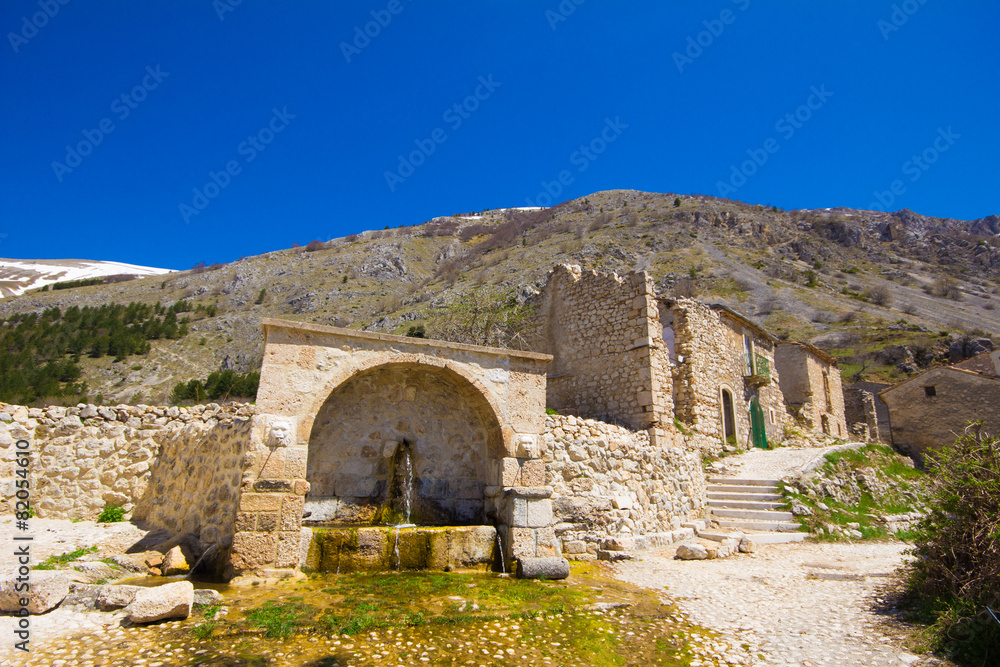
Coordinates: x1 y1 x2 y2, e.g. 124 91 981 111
716 443 867 481
612 540 935 667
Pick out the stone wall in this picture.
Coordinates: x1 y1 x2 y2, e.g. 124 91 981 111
527 265 672 431
880 367 1000 462
0 402 253 551
668 299 786 449
542 415 707 557
775 343 848 438
845 381 891 437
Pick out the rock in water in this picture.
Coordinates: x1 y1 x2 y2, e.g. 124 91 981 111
161 546 190 576
516 557 570 580
0 571 70 614
97 585 142 610
127 581 194 623
193 588 224 606
675 543 709 560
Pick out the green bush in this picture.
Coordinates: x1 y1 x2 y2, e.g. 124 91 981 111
97 505 125 523
904 424 999 664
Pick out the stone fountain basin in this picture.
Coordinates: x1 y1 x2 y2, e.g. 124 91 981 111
301 525 498 573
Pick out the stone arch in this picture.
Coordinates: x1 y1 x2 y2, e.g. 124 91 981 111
303 361 505 527
298 353 509 447
719 384 738 446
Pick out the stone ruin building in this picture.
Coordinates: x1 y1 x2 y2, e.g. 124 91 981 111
879 349 1000 463
0 264 850 579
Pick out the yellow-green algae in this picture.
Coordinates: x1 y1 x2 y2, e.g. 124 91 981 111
21 563 744 666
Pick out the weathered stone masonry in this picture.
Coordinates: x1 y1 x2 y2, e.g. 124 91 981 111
0 402 251 553
230 319 556 576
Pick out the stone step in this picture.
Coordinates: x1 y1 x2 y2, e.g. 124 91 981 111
711 508 795 521
707 484 779 493
706 499 786 511
708 478 782 486
716 518 803 532
741 532 807 544
707 491 783 502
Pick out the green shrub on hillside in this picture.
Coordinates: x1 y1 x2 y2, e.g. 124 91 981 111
171 369 260 404
903 425 1000 664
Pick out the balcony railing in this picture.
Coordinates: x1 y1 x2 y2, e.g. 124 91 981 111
744 353 771 386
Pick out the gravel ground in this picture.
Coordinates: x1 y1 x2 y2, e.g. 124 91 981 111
611 540 947 667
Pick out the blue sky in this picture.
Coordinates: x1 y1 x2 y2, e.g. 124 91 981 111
2 1 997 270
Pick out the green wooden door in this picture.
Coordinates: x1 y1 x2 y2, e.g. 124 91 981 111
749 397 768 449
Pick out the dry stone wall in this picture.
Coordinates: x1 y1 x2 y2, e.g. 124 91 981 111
542 415 707 557
0 402 252 551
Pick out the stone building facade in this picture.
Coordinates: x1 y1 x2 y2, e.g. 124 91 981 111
665 300 787 449
953 350 1000 377
774 342 847 438
879 365 1000 462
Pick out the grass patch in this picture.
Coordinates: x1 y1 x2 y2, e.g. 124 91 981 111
34 546 99 570
781 444 930 541
244 599 317 639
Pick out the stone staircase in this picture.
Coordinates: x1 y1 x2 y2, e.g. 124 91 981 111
703 477 806 544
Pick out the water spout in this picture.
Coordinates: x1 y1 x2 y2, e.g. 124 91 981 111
495 530 506 574
400 446 413 525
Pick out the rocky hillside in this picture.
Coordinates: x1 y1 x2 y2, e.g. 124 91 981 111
1 190 997 404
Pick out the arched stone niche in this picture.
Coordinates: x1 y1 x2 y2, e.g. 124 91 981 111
304 362 505 526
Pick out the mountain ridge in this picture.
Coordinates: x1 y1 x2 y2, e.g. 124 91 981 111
0 189 996 405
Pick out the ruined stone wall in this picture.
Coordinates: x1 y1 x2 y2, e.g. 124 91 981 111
527 265 672 431
669 300 785 447
846 381 891 436
0 402 252 550
881 368 1000 462
775 344 848 438
542 414 707 557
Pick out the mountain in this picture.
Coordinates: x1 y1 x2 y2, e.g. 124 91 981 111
0 190 996 405
0 259 173 298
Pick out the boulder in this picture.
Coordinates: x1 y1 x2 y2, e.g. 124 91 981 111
127 581 193 623
516 557 570 580
675 544 709 560
791 504 813 516
738 537 756 554
161 546 190 576
193 588 224 606
0 571 70 614
97 585 142 610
